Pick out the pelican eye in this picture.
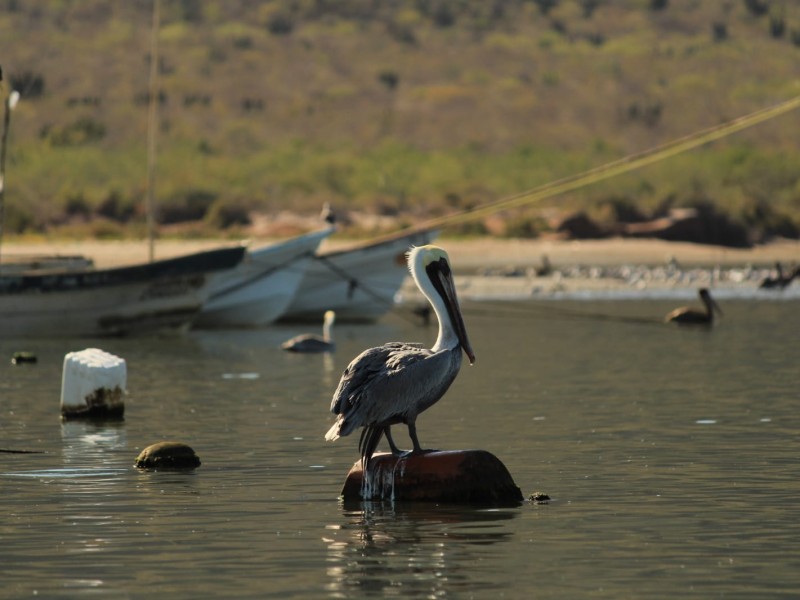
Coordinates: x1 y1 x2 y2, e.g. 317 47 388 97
425 256 450 280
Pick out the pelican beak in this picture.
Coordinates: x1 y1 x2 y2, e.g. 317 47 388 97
430 257 475 365
712 298 724 316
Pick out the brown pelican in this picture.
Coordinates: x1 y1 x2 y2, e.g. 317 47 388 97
325 245 475 467
281 310 336 353
665 288 722 325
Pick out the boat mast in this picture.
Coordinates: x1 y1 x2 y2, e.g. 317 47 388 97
145 0 160 262
0 67 20 268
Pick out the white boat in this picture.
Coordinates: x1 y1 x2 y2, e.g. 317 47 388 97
0 246 246 337
280 228 438 322
194 226 334 327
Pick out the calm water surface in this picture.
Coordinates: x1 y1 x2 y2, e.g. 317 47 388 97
1 298 799 598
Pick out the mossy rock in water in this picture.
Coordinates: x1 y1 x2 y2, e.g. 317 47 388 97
11 351 37 365
528 491 550 504
134 441 201 470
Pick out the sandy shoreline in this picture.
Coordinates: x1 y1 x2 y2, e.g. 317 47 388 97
2 236 798 302
2 236 798 271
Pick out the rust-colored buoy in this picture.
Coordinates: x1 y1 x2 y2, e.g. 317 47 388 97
341 450 523 505
134 441 201 470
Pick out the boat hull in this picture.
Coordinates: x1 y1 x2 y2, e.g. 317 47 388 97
281 229 438 322
0 246 246 337
195 227 333 327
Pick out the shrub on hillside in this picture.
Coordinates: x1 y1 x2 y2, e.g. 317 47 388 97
9 70 45 98
3 202 36 234
43 117 106 146
158 190 217 224
266 13 293 35
741 199 800 241
205 199 252 229
769 15 785 37
743 0 770 18
96 190 137 223
502 214 551 238
64 193 92 220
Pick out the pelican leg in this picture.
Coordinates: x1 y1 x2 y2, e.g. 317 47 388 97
407 422 437 455
384 426 403 455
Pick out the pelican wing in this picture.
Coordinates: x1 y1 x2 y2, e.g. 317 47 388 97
330 342 423 414
328 341 460 438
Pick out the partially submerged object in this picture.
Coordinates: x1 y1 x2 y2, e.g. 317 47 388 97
341 450 523 506
134 441 201 469
61 348 126 420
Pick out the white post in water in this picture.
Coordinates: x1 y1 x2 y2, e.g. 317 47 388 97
61 348 127 419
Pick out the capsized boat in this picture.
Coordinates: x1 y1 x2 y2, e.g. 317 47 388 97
0 245 246 337
195 226 334 328
280 228 438 322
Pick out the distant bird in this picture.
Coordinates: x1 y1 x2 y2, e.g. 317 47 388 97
325 245 475 468
665 288 722 325
759 262 799 290
320 202 336 225
535 254 553 277
281 310 336 353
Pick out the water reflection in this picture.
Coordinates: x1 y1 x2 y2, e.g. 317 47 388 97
61 419 127 461
324 502 518 597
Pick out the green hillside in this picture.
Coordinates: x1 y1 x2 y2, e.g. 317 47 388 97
2 0 800 241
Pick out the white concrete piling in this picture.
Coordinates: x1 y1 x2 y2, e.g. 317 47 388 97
61 348 126 420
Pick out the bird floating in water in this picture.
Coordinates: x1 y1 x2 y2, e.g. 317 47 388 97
759 262 799 290
325 244 475 468
281 310 336 353
665 288 722 325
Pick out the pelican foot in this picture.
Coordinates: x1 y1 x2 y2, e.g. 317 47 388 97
400 448 439 457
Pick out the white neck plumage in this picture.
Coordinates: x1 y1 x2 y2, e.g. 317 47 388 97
322 311 335 341
409 247 458 353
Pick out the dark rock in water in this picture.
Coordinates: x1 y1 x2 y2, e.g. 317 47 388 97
11 351 37 365
134 441 201 470
341 449 523 506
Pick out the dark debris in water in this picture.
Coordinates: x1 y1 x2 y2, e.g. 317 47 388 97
11 351 37 365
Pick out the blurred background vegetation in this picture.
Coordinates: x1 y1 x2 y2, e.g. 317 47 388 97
2 0 800 242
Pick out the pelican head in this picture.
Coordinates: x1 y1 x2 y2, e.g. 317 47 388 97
407 245 475 364
322 310 335 341
699 288 723 317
